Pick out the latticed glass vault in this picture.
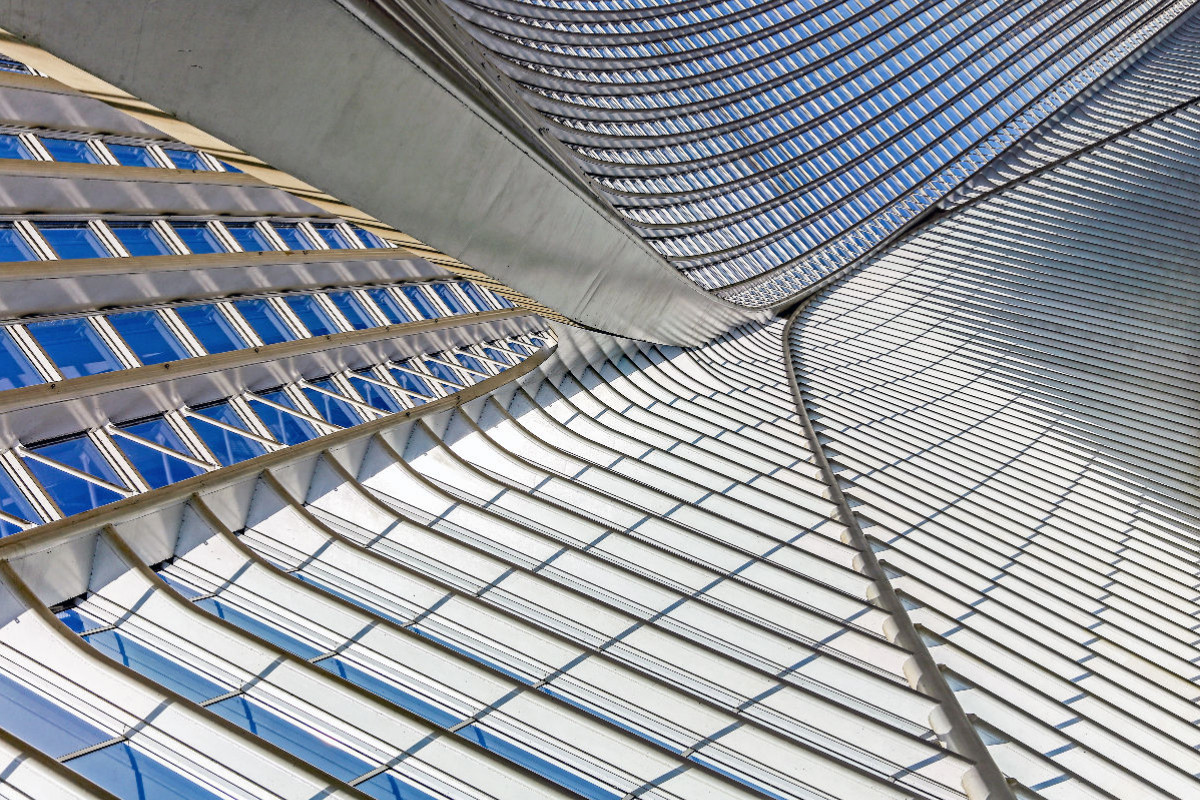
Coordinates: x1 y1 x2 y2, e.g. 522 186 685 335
435 0 1192 304
0 4 1196 800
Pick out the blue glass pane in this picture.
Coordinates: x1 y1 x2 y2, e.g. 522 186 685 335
365 289 412 325
37 223 109 259
175 305 245 354
57 606 101 634
191 402 252 430
109 223 172 256
482 347 513 366
23 457 123 517
70 743 225 800
190 418 266 467
188 404 267 467
209 697 370 782
271 224 314 250
397 286 440 320
161 149 209 171
0 464 40 529
318 657 459 727
302 384 362 428
311 224 353 250
0 57 29 74
224 223 275 253
0 673 109 758
423 360 462 387
219 161 243 173
351 227 388 249
357 772 440 800
458 282 495 311
349 376 402 413
458 724 619 800
86 629 224 703
0 223 36 261
328 292 373 330
455 354 488 375
171 223 225 255
0 328 42 390
508 342 531 356
114 419 205 489
429 284 470 315
28 317 122 378
0 133 33 160
233 299 294 345
123 418 194 457
195 596 322 659
283 295 338 336
108 311 190 365
389 369 433 398
39 137 100 164
107 143 159 168
249 392 317 446
33 436 123 484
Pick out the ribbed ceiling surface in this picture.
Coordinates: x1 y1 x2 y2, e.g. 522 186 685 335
441 0 1193 305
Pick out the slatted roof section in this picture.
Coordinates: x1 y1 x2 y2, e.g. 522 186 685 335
789 91 1200 799
947 5 1200 202
0 321 1005 800
437 0 1193 305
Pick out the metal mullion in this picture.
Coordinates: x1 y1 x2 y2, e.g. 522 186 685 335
196 151 224 171
88 314 142 369
89 428 150 494
215 300 266 348
87 140 120 167
157 307 208 358
0 450 59 523
89 219 130 258
470 345 515 369
181 407 282 450
163 409 224 469
350 368 419 409
258 221 291 251
14 446 132 497
298 378 385 420
311 292 353 333
150 219 188 253
106 424 219 471
17 132 50 161
7 323 64 382
206 220 242 254
389 288 426 322
268 296 316 340
336 222 365 249
144 144 176 169
348 288 391 327
0 505 31 529
14 219 55 260
274 382 347 430
420 283 457 318
441 352 493 379
244 390 340 436
401 359 461 396
461 344 510 370
297 221 330 250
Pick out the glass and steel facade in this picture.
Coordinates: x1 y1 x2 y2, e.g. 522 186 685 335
438 0 1192 305
0 5 1197 800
